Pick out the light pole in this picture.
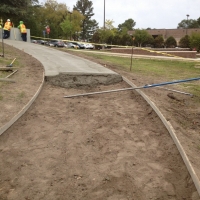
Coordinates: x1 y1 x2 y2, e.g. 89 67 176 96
186 14 189 35
68 11 72 40
103 0 105 30
0 18 4 57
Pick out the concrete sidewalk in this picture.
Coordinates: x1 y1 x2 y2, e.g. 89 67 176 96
3 40 122 87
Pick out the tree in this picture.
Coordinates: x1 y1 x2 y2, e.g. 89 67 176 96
92 29 114 44
118 18 136 31
165 36 177 48
188 19 200 28
112 34 121 45
179 35 190 48
40 0 69 39
117 27 132 46
60 17 72 40
24 3 44 37
85 19 99 41
189 33 200 52
177 18 200 29
0 0 26 18
0 0 39 25
132 29 151 47
154 35 164 48
142 35 154 47
70 10 85 40
73 0 98 40
197 17 200 27
177 19 189 29
105 19 115 30
91 30 101 44
60 10 84 40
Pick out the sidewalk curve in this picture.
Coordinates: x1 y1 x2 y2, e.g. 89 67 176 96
4 40 122 87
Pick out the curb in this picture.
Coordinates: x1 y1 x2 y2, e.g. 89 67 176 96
0 72 45 136
123 76 200 197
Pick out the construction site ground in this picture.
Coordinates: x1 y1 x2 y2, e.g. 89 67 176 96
0 44 200 200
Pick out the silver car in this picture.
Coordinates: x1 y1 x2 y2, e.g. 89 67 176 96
64 42 79 49
49 40 64 47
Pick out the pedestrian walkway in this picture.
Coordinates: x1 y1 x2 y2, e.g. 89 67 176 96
3 40 122 87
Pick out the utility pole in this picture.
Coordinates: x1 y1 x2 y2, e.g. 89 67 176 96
104 0 105 30
0 18 4 57
186 14 189 35
68 11 72 40
130 36 135 71
102 0 106 49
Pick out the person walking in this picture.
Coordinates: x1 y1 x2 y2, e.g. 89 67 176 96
18 21 27 42
3 19 12 39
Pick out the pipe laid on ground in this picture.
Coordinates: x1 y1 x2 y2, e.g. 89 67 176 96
157 86 193 96
0 67 18 71
5 70 18 78
0 78 15 82
64 77 200 98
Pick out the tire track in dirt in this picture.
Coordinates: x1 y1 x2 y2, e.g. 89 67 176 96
0 81 199 200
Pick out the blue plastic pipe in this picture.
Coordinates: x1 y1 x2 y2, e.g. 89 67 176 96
143 77 200 88
64 77 200 98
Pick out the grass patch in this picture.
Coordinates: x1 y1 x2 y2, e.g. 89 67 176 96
72 51 199 76
0 71 10 78
0 60 19 68
17 91 26 99
182 83 200 101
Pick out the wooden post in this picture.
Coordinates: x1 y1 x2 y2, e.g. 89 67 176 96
0 78 15 82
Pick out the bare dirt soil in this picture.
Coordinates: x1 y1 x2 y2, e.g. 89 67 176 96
0 44 44 127
0 44 200 200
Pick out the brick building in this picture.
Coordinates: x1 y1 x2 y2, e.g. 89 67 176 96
128 28 200 45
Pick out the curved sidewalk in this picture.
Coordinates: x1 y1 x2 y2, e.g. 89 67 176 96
4 40 122 87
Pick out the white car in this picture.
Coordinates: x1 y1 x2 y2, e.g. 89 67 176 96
85 43 94 49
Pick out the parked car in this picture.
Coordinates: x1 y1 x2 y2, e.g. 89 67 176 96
44 41 53 46
49 40 64 47
80 43 87 49
71 42 85 49
64 42 79 49
85 43 94 49
31 39 37 44
37 40 47 45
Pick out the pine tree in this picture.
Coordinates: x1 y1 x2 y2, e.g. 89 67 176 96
73 0 98 40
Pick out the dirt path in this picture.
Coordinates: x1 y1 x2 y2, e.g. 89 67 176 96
0 44 200 199
0 81 199 199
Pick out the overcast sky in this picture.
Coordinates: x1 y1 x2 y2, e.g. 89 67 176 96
41 0 200 29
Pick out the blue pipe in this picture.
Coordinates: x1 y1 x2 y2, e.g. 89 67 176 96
143 77 200 88
64 77 200 98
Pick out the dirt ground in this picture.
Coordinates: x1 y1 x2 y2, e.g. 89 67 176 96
0 44 200 200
